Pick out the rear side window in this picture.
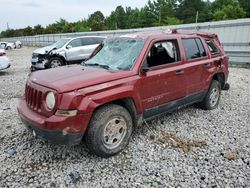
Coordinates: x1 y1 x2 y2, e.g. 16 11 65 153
182 38 206 60
206 40 219 54
82 37 104 46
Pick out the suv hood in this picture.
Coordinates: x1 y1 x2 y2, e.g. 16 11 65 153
33 45 56 55
29 65 134 93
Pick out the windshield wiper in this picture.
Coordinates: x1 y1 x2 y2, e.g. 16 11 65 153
84 63 110 70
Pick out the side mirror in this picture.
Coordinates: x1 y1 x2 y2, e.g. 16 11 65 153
141 66 150 73
66 45 72 49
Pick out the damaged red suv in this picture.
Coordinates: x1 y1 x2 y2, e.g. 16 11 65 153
18 30 230 157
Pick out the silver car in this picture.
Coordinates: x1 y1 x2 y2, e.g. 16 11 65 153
0 46 11 70
31 36 106 70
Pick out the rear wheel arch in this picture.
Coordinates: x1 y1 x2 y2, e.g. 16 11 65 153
212 72 225 88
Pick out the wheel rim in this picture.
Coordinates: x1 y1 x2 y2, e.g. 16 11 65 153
103 116 127 149
50 60 61 68
209 87 220 107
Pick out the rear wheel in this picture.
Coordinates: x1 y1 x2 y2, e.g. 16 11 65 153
85 104 133 158
48 57 64 68
199 80 221 110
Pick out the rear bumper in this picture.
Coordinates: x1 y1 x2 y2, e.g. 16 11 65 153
18 97 92 145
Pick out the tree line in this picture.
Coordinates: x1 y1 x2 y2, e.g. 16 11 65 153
1 0 249 38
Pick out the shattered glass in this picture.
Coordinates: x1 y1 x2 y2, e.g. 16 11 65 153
85 38 145 71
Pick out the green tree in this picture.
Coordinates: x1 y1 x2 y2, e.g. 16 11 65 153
33 25 44 35
114 6 127 29
163 17 182 25
146 0 177 26
88 11 106 31
176 0 212 23
238 0 250 17
213 4 246 20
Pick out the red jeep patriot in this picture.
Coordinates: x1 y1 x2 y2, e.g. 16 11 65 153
18 30 230 157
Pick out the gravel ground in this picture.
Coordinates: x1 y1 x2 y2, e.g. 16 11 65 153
0 47 249 188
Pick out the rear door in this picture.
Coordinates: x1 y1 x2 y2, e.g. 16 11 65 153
79 37 104 59
181 37 210 94
139 38 187 117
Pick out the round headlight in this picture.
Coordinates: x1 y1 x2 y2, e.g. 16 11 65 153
46 92 55 110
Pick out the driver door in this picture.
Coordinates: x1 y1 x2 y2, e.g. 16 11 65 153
139 39 187 118
66 38 83 61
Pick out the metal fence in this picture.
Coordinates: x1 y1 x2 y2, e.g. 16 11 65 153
1 18 250 64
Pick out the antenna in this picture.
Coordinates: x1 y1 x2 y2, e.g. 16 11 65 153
195 11 199 30
7 22 10 30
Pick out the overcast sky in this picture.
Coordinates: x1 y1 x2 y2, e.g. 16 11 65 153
0 0 149 32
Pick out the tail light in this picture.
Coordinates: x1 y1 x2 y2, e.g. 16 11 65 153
0 52 6 56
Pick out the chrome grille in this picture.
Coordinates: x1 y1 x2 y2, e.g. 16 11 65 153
25 85 42 111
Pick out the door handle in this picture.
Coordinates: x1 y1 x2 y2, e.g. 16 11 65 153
175 70 184 75
203 63 211 68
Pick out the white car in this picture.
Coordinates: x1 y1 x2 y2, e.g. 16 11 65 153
15 40 22 48
31 36 106 70
0 42 15 50
0 47 11 70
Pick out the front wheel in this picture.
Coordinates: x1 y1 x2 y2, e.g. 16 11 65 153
85 104 133 158
48 57 64 68
199 80 221 110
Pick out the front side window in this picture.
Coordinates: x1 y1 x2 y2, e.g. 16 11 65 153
182 38 206 60
84 38 145 71
68 38 82 48
147 40 180 67
53 38 70 49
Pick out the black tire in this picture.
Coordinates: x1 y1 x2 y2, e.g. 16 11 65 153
48 57 64 68
85 104 133 158
199 80 221 110
6 46 11 50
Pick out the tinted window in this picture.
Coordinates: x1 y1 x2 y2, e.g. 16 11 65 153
195 39 206 57
82 37 104 46
206 40 219 54
147 40 180 67
183 38 206 60
68 39 82 47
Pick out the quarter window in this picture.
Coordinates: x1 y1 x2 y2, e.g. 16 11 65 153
182 38 206 60
206 40 219 54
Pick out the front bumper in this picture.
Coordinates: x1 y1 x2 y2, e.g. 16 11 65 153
21 116 83 145
31 58 48 71
18 97 92 145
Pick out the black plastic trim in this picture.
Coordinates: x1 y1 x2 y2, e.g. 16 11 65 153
143 91 206 120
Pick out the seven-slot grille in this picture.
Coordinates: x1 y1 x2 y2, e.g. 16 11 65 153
25 85 42 111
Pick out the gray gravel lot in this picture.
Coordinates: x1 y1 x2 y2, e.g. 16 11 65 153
0 47 249 187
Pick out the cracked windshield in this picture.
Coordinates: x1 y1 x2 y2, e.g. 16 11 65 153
85 38 145 71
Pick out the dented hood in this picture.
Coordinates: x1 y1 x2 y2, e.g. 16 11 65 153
29 65 133 93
